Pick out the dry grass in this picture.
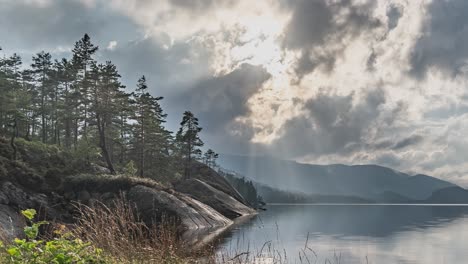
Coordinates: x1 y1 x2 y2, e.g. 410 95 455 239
52 196 347 264
71 196 204 264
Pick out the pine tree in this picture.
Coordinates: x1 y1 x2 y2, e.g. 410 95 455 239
72 34 98 142
176 111 204 179
203 149 219 169
31 51 53 143
89 61 126 174
131 76 171 178
54 58 76 149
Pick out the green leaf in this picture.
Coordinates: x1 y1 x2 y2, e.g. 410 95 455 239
21 209 36 220
7 247 20 256
24 225 39 239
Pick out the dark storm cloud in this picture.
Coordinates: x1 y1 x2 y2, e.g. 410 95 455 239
102 36 212 95
386 4 402 30
410 0 468 79
169 0 234 11
270 88 388 157
282 0 381 78
0 0 139 53
392 134 423 150
371 134 423 151
169 63 271 132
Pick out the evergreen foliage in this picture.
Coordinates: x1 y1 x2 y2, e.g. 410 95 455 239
0 34 241 185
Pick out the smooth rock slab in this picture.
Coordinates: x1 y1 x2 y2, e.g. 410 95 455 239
127 185 232 231
175 179 257 219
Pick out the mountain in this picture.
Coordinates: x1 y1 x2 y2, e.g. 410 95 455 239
424 187 468 204
254 182 373 204
218 154 456 201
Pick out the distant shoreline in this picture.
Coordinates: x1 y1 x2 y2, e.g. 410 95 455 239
266 203 468 206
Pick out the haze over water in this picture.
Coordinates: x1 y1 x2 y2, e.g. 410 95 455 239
217 204 468 264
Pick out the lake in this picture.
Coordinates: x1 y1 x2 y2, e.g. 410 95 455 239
215 204 468 264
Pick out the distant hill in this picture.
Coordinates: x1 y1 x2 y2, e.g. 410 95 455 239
424 187 468 204
254 183 373 204
218 154 456 201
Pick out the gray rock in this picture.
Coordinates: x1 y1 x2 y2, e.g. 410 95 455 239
0 205 25 241
127 185 232 231
100 192 114 200
90 164 111 175
77 190 91 203
0 191 9 205
191 163 248 205
63 191 76 200
175 179 257 219
1 181 32 208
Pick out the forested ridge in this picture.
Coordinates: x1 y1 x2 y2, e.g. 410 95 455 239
0 33 220 182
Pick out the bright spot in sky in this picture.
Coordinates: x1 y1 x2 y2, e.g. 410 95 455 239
229 13 293 88
107 40 118 50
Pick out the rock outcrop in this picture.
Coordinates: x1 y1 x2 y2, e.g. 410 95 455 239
0 205 24 240
127 185 232 230
0 138 257 247
175 179 257 219
189 162 248 205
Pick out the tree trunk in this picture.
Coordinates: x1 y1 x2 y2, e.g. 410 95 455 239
97 114 115 174
139 117 145 178
10 118 17 160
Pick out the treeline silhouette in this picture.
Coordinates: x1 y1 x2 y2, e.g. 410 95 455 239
221 172 265 208
0 33 218 181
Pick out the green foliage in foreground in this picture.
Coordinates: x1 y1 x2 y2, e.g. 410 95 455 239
0 209 106 264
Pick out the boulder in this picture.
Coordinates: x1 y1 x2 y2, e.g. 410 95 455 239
0 205 25 241
90 164 111 175
174 179 257 219
77 190 91 203
1 181 33 208
127 185 232 230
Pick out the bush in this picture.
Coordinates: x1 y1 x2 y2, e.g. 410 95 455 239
0 156 8 180
63 174 165 194
0 209 106 264
44 168 64 190
9 160 44 189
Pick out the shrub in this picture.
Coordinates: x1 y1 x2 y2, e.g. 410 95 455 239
122 160 138 177
63 174 165 194
44 168 64 190
9 160 44 189
0 156 8 180
0 209 106 264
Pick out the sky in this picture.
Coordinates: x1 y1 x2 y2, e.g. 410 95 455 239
1 0 468 185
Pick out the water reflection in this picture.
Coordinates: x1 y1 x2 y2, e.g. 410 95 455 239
216 205 468 264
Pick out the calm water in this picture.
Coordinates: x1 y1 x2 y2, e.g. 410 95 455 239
216 204 468 264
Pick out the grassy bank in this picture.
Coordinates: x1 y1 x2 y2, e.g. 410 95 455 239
0 202 349 264
0 198 209 264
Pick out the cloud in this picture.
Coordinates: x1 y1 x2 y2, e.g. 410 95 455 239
106 40 117 50
102 36 213 96
0 0 140 53
267 87 395 158
409 0 468 79
169 63 271 132
282 0 382 79
386 4 403 30
4 0 468 185
392 134 423 150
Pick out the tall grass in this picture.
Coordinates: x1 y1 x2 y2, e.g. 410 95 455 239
71 198 350 264
0 197 353 264
71 196 201 264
